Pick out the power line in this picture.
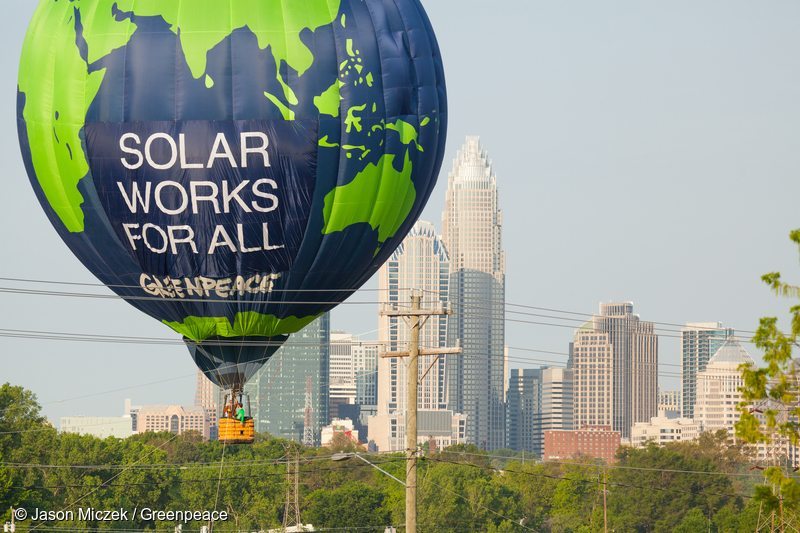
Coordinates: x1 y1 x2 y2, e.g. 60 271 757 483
434 450 769 479
0 292 760 346
0 327 395 347
0 275 762 336
425 456 756 501
0 452 358 470
5 446 773 480
0 285 384 306
416 288 760 336
504 317 754 344
0 276 404 293
28 432 182 532
506 345 681 368
504 300 759 336
10 458 408 491
420 475 534 530
0 340 683 433
0 326 678 372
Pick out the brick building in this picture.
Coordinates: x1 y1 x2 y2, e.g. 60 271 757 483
543 426 621 464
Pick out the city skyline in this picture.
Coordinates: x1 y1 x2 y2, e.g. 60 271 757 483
4 0 800 425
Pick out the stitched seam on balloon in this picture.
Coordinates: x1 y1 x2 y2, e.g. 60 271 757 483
381 0 422 248
362 0 391 250
363 0 389 129
405 0 442 210
174 0 180 125
304 3 346 285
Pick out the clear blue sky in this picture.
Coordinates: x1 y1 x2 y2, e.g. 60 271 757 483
2 0 800 423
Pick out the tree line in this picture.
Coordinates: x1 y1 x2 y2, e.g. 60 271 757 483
0 383 783 533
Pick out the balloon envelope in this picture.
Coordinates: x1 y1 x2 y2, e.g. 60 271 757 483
17 0 446 388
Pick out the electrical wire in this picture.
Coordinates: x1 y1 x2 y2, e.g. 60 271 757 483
0 333 693 435
433 449 771 479
8 459 409 491
0 452 399 470
209 441 226 533
0 276 406 293
4 447 775 482
425 456 756 501
28 432 182 532
0 276 762 337
420 474 534 530
0 285 384 306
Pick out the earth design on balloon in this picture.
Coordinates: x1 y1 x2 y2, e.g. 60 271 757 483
17 0 447 355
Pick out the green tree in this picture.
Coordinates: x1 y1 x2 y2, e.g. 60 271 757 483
737 230 800 513
501 461 560 531
417 459 521 532
549 464 601 532
304 480 390 529
0 383 54 514
486 519 523 532
713 500 761 532
673 508 709 533
609 444 738 532
327 430 365 453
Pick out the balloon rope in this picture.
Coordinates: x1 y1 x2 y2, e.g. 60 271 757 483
210 441 227 532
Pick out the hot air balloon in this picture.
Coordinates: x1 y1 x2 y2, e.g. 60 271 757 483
18 0 446 443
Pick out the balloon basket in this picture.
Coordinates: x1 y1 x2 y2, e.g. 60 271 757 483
219 417 255 445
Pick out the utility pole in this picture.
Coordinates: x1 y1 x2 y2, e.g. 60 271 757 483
4 508 15 533
381 291 461 533
603 469 608 533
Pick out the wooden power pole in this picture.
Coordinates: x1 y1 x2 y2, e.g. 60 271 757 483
603 469 608 533
381 290 461 533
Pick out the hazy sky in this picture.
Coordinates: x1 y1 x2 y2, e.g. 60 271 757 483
2 0 800 424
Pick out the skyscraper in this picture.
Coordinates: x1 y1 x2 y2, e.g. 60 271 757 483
329 332 380 416
695 338 753 434
353 342 380 407
329 331 380 440
572 303 658 439
696 339 799 466
572 326 614 430
537 367 574 453
370 221 466 451
442 136 506 450
245 314 330 445
506 367 573 456
506 369 541 454
195 369 220 438
681 323 734 419
330 332 357 418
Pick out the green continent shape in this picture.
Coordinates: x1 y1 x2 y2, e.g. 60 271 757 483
164 312 319 341
20 0 343 232
314 82 341 117
345 104 367 133
115 0 341 107
319 136 339 148
322 152 416 243
18 1 114 232
386 119 419 145
264 92 296 120
75 1 139 63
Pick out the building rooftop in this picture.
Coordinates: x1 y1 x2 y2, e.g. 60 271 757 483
708 338 754 367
